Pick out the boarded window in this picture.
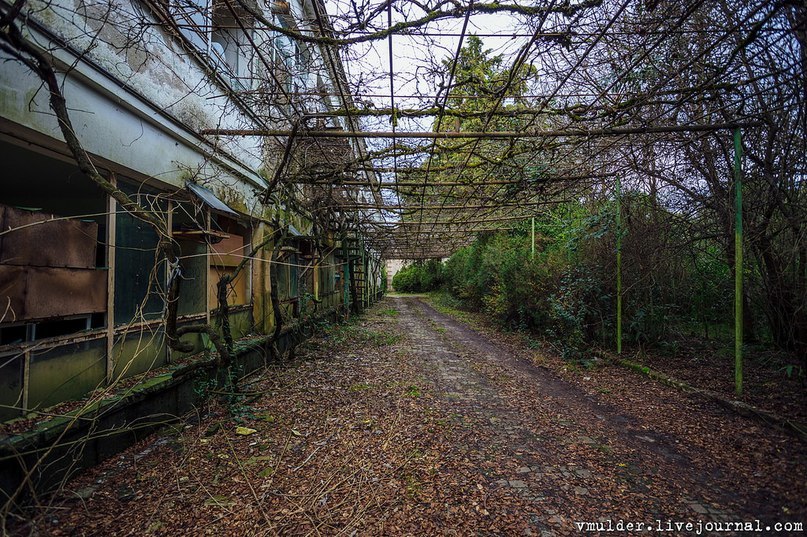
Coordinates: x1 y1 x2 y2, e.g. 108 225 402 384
0 143 107 340
209 216 250 308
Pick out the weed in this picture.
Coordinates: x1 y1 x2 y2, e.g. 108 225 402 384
366 330 403 347
404 385 422 397
325 321 401 347
349 382 371 392
258 467 274 478
256 412 276 423
527 337 542 349
404 474 421 498
781 364 804 379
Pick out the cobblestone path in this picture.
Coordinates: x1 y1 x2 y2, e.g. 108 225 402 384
386 296 802 535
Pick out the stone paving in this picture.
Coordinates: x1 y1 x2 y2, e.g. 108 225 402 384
389 296 776 535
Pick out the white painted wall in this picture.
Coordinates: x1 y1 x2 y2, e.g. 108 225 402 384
0 0 328 211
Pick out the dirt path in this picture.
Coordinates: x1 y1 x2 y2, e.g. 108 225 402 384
13 296 806 536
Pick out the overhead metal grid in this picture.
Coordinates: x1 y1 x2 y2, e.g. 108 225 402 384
200 0 794 259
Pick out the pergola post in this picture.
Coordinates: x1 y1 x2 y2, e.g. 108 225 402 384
616 175 622 355
734 128 744 397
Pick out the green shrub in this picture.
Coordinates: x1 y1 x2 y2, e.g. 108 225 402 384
392 260 444 292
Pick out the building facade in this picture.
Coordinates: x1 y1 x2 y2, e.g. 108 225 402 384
0 0 381 421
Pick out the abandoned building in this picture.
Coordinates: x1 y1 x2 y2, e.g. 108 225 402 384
0 0 383 425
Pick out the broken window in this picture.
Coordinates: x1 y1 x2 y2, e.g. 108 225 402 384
211 0 254 89
170 0 256 89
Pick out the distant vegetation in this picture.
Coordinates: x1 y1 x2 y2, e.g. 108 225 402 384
391 260 445 293
393 195 801 370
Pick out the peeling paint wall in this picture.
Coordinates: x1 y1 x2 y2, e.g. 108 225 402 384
2 0 275 195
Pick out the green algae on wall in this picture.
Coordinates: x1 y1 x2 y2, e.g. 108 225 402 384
28 338 106 410
111 330 167 380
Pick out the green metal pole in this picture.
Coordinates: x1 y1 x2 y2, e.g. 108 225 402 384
616 175 622 355
734 128 743 397
531 217 535 260
343 246 350 314
362 240 367 309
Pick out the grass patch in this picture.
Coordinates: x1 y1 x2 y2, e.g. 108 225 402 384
324 320 402 348
403 474 421 498
366 330 403 347
427 291 475 325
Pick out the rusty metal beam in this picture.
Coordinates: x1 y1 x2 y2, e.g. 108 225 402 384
201 123 757 139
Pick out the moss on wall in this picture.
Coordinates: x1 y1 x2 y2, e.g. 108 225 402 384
111 330 166 380
228 309 253 340
28 338 106 410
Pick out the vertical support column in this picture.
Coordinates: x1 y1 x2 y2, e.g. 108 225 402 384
106 175 117 384
531 217 535 260
734 128 744 396
361 240 367 309
313 255 320 303
244 223 252 309
343 245 350 314
166 200 173 365
616 176 622 355
205 210 212 325
22 350 30 415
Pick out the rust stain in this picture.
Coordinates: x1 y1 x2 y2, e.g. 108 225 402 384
0 204 98 269
0 265 107 320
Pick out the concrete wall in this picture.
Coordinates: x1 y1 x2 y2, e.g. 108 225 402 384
385 259 410 290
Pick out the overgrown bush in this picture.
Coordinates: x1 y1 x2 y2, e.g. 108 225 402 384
392 260 444 292
439 196 744 362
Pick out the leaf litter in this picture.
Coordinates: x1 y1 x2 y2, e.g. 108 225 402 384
10 297 806 536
